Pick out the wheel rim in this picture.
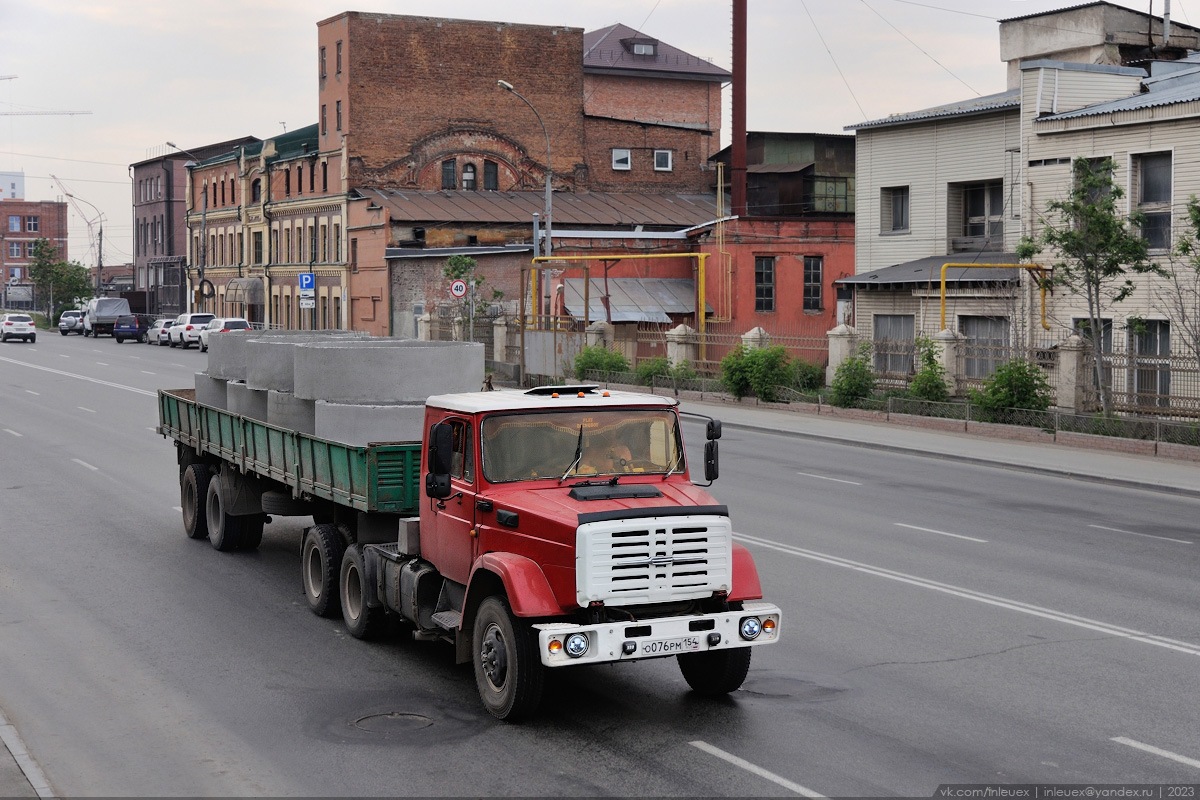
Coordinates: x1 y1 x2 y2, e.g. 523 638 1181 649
305 544 323 600
344 562 362 620
479 623 508 691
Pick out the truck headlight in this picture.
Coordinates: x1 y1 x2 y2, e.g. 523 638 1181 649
739 616 762 640
565 633 590 658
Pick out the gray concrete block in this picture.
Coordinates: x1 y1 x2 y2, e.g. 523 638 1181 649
194 372 228 409
295 340 484 404
227 381 268 422
207 329 367 381
267 390 315 435
313 401 425 446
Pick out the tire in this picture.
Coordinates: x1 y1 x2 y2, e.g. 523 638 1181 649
28 335 34 343
181 463 211 540
260 490 310 517
677 647 753 696
237 514 264 552
340 545 384 639
169 340 177 348
302 524 345 617
205 476 254 552
472 596 544 721
0 334 6 343
115 336 124 343
60 330 68 336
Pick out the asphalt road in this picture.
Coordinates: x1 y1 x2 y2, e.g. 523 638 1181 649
1 332 1199 796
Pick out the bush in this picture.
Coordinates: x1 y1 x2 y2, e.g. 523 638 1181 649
969 359 1052 414
635 356 671 386
720 345 794 401
670 360 698 381
908 336 950 402
830 342 875 407
574 345 628 378
791 359 824 393
719 345 752 399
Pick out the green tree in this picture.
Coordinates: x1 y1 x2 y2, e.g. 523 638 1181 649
27 239 92 319
1017 157 1161 415
1154 196 1200 378
907 336 950 402
829 342 875 407
969 359 1053 420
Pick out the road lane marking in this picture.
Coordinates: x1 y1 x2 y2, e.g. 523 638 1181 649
25 390 39 396
0 707 54 798
0 356 156 397
58 354 69 358
141 370 156 375
895 522 987 543
3 429 21 437
796 471 861 486
1089 524 1192 544
690 740 825 797
172 506 182 513
733 532 1200 657
77 407 96 414
1112 737 1200 770
72 459 98 471
96 362 108 366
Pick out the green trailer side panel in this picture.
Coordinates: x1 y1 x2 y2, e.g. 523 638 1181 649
157 389 420 516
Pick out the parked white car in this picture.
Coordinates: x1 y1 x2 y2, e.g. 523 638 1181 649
168 313 215 348
198 317 251 352
1 313 36 343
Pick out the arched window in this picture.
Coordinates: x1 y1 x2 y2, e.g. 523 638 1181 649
462 163 477 191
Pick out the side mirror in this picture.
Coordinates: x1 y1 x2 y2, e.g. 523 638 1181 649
704 440 719 482
425 422 454 499
706 419 722 440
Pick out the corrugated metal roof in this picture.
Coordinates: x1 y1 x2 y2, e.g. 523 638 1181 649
362 188 721 228
583 23 729 81
837 253 1021 288
385 245 534 260
1038 69 1200 120
845 90 1020 132
560 277 705 323
746 162 813 174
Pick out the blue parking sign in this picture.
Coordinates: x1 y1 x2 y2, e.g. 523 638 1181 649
299 272 315 291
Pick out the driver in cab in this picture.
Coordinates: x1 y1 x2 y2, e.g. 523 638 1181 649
579 430 633 475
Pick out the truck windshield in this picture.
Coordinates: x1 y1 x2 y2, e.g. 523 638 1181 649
480 409 685 483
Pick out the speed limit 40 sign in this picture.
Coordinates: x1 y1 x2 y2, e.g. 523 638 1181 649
450 279 468 298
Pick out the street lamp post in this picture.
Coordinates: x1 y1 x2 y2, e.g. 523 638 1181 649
497 80 552 260
166 142 207 312
67 193 104 295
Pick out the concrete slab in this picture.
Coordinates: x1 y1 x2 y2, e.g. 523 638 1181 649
208 329 367 381
227 381 268 422
295 340 484 404
268 390 316 435
314 400 425 446
194 372 228 409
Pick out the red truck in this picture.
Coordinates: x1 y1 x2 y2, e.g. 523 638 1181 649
159 383 781 720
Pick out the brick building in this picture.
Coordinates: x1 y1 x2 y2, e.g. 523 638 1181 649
0 196 68 310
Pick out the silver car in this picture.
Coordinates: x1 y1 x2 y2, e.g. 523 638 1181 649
58 310 84 335
1 313 36 343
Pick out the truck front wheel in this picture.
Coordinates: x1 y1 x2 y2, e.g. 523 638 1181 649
677 647 753 696
340 544 383 639
181 464 211 540
302 524 344 617
472 596 544 721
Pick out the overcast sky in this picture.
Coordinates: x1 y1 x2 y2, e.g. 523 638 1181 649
0 0 1188 265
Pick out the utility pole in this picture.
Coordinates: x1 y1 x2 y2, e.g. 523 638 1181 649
96 225 103 293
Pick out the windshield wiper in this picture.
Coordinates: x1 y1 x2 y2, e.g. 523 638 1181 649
560 425 584 483
662 448 683 480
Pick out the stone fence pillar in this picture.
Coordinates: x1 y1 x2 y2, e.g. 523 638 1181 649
665 324 698 367
826 324 858 387
493 317 510 363
1056 334 1087 413
416 313 432 341
742 326 770 351
586 320 613 348
934 328 961 396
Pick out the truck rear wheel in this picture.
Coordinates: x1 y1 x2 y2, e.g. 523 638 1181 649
302 524 344 617
340 545 383 639
205 478 256 552
677 647 753 696
473 596 544 721
181 464 211 540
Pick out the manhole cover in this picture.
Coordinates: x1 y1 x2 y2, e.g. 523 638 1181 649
354 712 433 734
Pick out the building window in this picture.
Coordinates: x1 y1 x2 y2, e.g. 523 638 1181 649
310 225 318 264
654 150 672 171
253 231 263 264
804 176 853 214
320 46 327 78
960 315 1010 378
336 41 343 74
873 314 916 375
803 256 823 311
25 216 38 233
220 179 226 206
251 180 262 203
350 237 358 272
484 160 498 191
754 256 775 312
8 242 20 258
336 101 342 131
962 181 1004 239
285 229 292 263
320 224 328 261
462 163 477 191
322 161 328 192
1133 319 1171 407
632 42 656 56
297 165 303 195
1136 152 1172 250
333 223 340 261
881 186 908 233
8 215 19 232
612 149 631 171
309 162 315 192
321 104 327 136
442 159 456 190
285 170 291 196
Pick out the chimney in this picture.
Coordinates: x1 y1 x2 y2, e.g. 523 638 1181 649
731 0 748 217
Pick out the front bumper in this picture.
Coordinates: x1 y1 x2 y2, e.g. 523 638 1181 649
533 601 781 667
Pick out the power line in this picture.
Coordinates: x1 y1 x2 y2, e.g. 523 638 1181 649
800 0 867 121
0 151 127 167
861 0 981 96
24 174 129 186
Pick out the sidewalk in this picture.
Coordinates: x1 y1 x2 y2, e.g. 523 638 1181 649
0 712 42 797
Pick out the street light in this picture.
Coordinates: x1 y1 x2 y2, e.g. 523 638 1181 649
166 141 208 311
497 80 552 259
66 193 104 294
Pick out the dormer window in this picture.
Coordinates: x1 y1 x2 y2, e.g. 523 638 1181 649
623 37 658 57
633 42 655 56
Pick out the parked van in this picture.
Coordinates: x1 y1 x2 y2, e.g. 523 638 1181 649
83 297 132 337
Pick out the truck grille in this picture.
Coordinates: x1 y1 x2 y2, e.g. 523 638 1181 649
576 515 732 606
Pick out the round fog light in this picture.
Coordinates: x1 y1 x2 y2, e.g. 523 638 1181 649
739 616 762 640
565 633 590 658
548 639 563 655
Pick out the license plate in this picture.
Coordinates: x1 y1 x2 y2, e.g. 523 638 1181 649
636 636 702 656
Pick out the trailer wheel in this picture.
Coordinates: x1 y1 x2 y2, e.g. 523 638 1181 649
339 545 383 639
181 463 211 540
302 524 344 617
472 596 544 721
677 647 752 696
260 490 310 517
237 515 265 552
205 477 252 552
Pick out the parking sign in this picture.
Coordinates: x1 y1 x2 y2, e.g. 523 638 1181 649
299 272 315 291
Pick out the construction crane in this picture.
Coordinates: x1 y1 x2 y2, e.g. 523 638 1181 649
50 174 103 272
0 77 91 116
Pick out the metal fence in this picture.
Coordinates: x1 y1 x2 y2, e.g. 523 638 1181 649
632 327 828 376
1081 350 1200 417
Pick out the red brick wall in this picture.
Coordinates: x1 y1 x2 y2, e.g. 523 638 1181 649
0 200 68 280
583 74 721 143
582 117 715 193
